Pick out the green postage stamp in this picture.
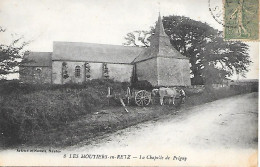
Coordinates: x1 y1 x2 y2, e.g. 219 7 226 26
224 0 259 41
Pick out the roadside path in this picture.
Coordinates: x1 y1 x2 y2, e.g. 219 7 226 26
68 92 258 166
1 93 257 166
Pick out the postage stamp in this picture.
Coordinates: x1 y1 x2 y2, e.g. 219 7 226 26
224 0 259 41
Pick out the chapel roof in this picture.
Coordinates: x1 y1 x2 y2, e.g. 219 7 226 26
21 52 52 67
52 41 144 64
21 15 188 66
133 14 188 63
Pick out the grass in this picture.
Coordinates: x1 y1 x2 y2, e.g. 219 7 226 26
29 87 248 147
22 105 178 147
0 80 255 148
0 79 126 147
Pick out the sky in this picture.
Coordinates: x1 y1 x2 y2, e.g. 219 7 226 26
0 0 259 79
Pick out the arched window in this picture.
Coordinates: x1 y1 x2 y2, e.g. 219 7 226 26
75 66 81 77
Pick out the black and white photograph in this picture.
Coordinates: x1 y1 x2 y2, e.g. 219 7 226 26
0 0 258 166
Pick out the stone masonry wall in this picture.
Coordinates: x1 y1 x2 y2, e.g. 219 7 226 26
20 66 52 84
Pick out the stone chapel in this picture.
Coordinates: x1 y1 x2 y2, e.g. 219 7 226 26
20 15 191 87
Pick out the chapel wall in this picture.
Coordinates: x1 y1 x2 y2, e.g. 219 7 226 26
135 58 158 86
157 57 191 86
107 64 133 82
19 66 52 84
52 61 132 84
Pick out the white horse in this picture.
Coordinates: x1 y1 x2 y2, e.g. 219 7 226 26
152 87 185 105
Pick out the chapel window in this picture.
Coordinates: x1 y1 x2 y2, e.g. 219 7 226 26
75 66 81 78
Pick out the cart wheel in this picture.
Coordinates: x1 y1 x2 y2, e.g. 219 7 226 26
135 90 151 106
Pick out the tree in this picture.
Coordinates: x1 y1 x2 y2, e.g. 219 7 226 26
123 15 251 86
123 28 154 47
0 26 29 78
200 36 250 86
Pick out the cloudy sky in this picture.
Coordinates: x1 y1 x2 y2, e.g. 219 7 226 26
0 0 258 79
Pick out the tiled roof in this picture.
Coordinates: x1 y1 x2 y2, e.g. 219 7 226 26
21 52 52 67
53 41 144 64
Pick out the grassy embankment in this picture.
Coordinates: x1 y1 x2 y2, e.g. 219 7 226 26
0 79 254 148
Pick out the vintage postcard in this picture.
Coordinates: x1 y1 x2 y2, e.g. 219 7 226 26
0 0 259 166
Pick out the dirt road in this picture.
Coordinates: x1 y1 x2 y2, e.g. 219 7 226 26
68 92 258 166
1 93 257 166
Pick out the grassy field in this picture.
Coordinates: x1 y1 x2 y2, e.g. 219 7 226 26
0 80 255 148
0 79 125 147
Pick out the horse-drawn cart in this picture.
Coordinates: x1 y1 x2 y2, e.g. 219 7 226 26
107 87 152 107
107 80 186 111
107 86 185 109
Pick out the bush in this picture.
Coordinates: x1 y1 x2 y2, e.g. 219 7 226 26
0 79 126 95
131 80 153 90
0 107 21 144
1 79 253 147
0 79 129 146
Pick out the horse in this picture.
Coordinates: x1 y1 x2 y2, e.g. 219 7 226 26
152 87 186 105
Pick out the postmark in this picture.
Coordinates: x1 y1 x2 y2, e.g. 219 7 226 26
224 0 259 41
208 0 225 26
